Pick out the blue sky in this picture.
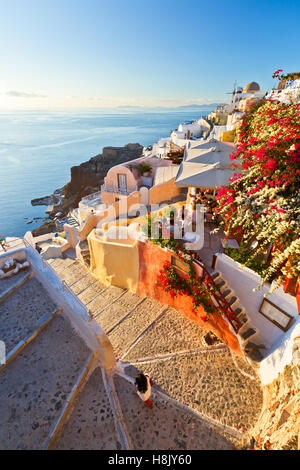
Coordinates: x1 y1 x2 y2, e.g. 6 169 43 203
0 0 299 108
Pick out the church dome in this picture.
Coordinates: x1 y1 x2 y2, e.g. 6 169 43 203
243 82 260 93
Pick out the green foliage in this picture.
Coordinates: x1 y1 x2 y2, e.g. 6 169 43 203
224 244 267 277
137 162 152 176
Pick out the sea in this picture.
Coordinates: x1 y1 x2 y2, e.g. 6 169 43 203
0 108 213 237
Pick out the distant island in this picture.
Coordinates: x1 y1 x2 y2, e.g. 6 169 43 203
175 103 226 109
117 103 225 110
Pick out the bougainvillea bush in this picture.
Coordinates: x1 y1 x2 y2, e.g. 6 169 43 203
166 149 184 164
215 97 300 290
158 245 218 319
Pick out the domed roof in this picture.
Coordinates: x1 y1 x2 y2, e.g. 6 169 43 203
243 81 260 93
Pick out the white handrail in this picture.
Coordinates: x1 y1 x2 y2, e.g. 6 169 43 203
101 185 135 195
81 191 102 202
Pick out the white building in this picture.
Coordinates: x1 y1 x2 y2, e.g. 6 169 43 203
169 118 211 148
266 79 300 104
152 137 171 158
223 82 266 114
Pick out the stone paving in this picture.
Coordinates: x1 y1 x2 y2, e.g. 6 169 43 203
59 263 91 285
43 255 264 450
0 269 31 296
88 286 125 316
0 314 90 450
97 291 145 334
52 367 122 450
78 280 107 304
123 348 262 429
114 374 234 450
70 273 98 295
107 298 166 357
123 307 208 361
0 276 57 353
48 257 72 272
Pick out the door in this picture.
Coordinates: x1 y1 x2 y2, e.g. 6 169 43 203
117 174 127 191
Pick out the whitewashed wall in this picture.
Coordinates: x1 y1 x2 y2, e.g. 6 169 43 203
215 253 298 349
259 319 300 385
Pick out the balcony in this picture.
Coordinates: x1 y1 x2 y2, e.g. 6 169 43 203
101 184 135 196
81 191 102 203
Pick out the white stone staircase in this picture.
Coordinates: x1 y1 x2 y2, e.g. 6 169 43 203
211 270 266 365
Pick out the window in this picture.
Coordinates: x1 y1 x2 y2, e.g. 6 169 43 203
259 298 294 332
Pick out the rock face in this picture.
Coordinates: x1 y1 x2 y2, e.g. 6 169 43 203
65 143 143 201
251 361 300 450
31 195 59 206
32 221 59 237
31 143 143 237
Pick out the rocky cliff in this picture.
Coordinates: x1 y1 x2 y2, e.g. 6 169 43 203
32 143 143 236
238 358 300 450
64 143 143 204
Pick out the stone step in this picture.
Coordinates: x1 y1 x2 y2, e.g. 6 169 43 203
239 328 256 341
96 291 144 334
57 261 85 277
228 296 237 306
223 289 232 298
216 280 225 290
108 297 165 357
59 265 90 286
0 308 61 373
244 342 266 351
0 269 33 298
123 306 213 362
78 282 108 305
51 368 122 450
59 257 77 269
234 308 248 324
79 240 89 251
88 286 125 316
239 313 248 324
113 374 234 450
0 277 58 355
245 349 264 363
48 257 70 271
43 352 95 450
69 273 97 296
234 308 242 316
0 314 91 450
212 272 220 281
123 346 263 431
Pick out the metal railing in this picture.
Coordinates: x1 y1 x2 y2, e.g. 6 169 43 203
81 191 102 203
193 255 242 333
101 185 135 196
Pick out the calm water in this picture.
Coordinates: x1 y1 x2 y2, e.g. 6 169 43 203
0 109 212 237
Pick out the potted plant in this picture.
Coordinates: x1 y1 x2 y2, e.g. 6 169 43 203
138 162 152 177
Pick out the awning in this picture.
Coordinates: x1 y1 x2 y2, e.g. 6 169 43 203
175 161 237 189
175 138 240 189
